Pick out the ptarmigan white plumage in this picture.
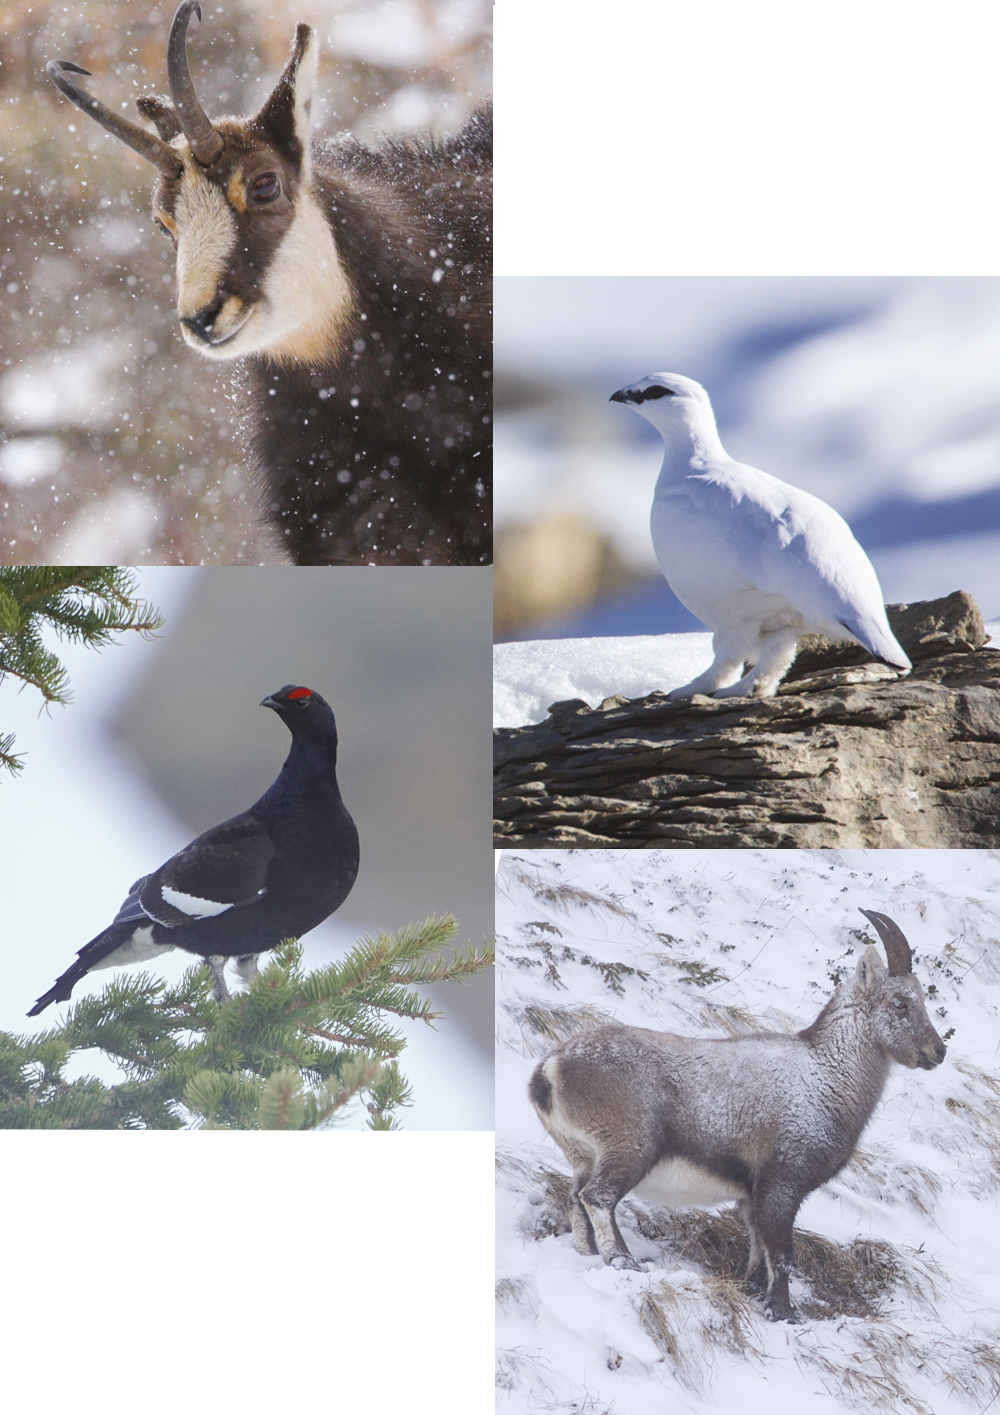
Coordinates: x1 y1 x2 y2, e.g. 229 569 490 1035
610 372 911 699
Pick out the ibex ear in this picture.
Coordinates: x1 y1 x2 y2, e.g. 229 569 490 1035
256 24 319 177
136 94 182 143
856 945 887 992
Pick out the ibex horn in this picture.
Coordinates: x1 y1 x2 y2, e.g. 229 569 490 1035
167 0 225 167
858 908 913 977
46 61 184 179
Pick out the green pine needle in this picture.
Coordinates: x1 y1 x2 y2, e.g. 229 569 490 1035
0 918 493 1129
0 567 163 776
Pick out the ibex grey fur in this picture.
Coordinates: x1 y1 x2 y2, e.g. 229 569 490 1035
528 910 946 1322
48 2 491 566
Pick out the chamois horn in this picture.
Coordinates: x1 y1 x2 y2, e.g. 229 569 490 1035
46 61 184 179
859 908 913 977
167 0 224 166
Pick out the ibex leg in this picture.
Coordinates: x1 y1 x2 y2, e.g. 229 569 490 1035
737 1196 768 1294
578 1155 647 1270
752 1181 802 1322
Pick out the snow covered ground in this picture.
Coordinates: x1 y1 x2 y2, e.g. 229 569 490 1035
496 849 1000 1414
493 622 1000 728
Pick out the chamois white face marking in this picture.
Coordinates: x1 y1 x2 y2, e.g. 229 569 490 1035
256 191 353 365
172 179 353 365
160 885 233 918
163 27 350 365
174 161 239 343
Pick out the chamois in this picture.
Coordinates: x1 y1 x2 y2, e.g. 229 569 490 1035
529 910 946 1322
47 2 491 565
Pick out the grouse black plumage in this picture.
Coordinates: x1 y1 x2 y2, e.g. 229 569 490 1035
28 685 359 1017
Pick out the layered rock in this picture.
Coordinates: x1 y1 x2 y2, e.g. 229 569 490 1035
494 593 1000 848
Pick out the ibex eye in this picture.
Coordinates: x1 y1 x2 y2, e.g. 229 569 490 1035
250 173 281 203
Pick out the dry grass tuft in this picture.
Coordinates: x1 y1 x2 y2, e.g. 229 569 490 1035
496 1149 575 1241
636 1272 762 1392
528 1396 618 1415
506 864 638 922
630 1204 913 1320
934 1061 1000 1191
795 1326 934 1415
843 1144 946 1217
696 999 801 1037
635 1280 701 1389
796 1320 1000 1415
496 1277 531 1309
499 1153 996 1415
519 1002 615 1053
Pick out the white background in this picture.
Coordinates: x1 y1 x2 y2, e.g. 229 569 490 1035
495 0 1000 276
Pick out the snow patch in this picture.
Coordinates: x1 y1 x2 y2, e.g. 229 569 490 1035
493 633 714 728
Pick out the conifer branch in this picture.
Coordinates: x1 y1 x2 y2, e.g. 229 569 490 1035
0 567 163 775
0 919 493 1129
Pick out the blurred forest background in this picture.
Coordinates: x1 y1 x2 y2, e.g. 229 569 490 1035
0 0 492 564
495 277 1000 642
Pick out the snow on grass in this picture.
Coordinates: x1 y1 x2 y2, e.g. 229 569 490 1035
496 848 1000 1414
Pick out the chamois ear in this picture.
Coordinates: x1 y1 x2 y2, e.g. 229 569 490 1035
856 945 887 992
136 94 182 143
256 23 319 175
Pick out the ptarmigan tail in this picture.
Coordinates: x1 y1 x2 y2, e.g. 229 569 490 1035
837 613 911 671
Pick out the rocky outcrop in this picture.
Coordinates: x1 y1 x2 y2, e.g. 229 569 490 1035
494 593 1000 848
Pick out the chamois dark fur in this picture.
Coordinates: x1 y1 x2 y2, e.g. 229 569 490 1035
242 113 492 565
529 910 946 1322
48 4 491 566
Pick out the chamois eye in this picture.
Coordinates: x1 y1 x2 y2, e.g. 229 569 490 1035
892 997 908 1012
250 172 281 203
154 218 175 243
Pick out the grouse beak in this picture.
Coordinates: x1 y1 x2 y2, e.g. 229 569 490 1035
260 695 279 711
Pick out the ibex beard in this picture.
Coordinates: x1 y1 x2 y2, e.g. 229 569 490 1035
528 910 946 1323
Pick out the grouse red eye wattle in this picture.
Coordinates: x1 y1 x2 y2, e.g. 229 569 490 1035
28 685 359 1016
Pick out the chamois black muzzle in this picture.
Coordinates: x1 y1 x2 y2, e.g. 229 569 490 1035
181 297 227 344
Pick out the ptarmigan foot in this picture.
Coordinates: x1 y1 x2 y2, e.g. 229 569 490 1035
712 675 778 699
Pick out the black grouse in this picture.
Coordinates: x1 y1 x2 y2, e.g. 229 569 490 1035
28 685 360 1016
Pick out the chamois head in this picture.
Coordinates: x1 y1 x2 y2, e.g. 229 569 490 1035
48 2 351 364
854 909 946 1071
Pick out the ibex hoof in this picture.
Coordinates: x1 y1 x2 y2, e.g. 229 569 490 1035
763 1301 798 1323
608 1254 641 1272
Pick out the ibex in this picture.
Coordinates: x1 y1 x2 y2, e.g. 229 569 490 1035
528 910 946 1322
47 2 491 566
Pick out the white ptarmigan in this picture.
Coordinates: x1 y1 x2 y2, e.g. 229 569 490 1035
610 373 911 699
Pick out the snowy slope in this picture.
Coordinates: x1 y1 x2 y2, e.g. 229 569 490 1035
496 849 1000 1414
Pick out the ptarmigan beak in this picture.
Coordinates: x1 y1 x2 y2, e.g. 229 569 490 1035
609 387 634 404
